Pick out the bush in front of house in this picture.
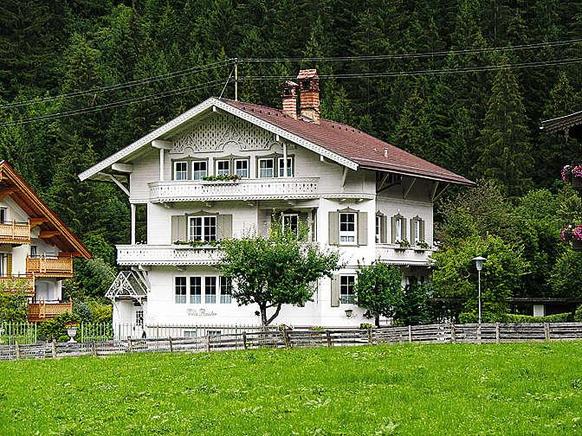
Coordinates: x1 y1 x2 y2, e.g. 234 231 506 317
37 313 80 342
575 305 582 322
502 312 573 323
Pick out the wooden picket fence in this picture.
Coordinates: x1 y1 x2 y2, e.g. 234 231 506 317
1 322 582 361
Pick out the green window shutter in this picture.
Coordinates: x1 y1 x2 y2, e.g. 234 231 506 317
381 216 388 243
217 214 233 239
328 211 339 245
171 216 187 242
391 216 397 243
357 211 368 246
330 275 340 307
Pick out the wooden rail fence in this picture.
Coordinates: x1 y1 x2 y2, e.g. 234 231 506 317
1 322 582 361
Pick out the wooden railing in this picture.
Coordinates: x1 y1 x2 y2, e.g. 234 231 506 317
26 256 73 278
27 300 73 322
0 221 30 244
0 275 35 295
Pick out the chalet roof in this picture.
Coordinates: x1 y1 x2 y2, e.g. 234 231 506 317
79 97 473 186
0 161 91 258
540 110 582 134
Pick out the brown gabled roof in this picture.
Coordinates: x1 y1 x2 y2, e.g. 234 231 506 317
221 99 473 186
0 161 91 258
540 110 582 134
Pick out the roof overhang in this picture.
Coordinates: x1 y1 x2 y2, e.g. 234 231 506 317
540 110 582 134
79 97 358 182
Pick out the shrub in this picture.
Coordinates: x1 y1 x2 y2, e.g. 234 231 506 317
359 323 374 329
574 305 582 322
502 313 572 323
87 301 113 323
37 312 81 342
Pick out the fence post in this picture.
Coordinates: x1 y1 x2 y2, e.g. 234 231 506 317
51 339 57 358
367 328 373 344
169 336 174 353
242 331 248 350
128 338 133 353
91 341 97 357
282 326 290 348
15 341 20 359
34 323 37 344
326 330 332 347
544 323 550 341
450 323 456 343
206 334 211 352
408 325 412 343
495 323 500 344
477 324 482 344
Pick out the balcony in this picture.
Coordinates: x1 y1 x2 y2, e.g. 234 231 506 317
117 245 222 266
149 177 320 203
26 256 74 278
0 221 30 244
0 275 35 296
375 244 433 266
28 300 73 322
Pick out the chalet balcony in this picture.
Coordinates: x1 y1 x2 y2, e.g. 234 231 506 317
27 300 73 322
148 177 320 203
375 244 433 266
0 275 35 296
117 244 222 266
26 256 74 278
0 221 30 245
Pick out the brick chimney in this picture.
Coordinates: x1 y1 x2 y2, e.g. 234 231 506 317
297 69 320 124
281 80 298 119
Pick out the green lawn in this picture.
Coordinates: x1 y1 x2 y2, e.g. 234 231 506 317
0 342 581 435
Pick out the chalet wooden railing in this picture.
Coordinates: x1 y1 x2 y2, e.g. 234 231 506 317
0 220 30 244
26 256 74 278
0 275 35 295
27 300 73 322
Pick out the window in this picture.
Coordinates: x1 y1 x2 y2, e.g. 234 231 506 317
339 213 356 244
190 277 202 304
395 217 403 241
175 277 187 304
205 277 217 304
340 275 356 304
174 161 188 181
258 158 275 178
192 161 207 181
0 253 6 276
135 310 144 327
207 330 221 337
278 157 294 177
413 220 421 243
216 160 230 176
188 216 217 242
184 330 198 338
282 213 299 236
220 277 232 304
234 159 249 178
30 246 37 257
0 208 6 224
376 215 381 243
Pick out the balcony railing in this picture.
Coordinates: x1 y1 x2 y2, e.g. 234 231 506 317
117 245 222 266
26 256 74 278
28 300 73 322
149 177 320 203
375 244 433 266
0 275 35 295
0 220 30 244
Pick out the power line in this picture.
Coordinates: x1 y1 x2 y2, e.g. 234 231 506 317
241 38 582 63
0 59 232 110
0 79 225 127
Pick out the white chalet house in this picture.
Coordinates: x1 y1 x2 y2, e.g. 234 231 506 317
79 70 472 337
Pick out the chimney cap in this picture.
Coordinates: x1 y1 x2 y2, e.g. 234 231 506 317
297 69 319 80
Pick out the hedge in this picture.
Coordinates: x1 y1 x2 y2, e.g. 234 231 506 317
502 312 573 323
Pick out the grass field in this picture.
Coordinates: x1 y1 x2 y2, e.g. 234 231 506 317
1 342 581 435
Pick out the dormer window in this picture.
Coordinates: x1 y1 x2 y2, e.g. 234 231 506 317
258 158 275 178
192 161 207 181
174 161 188 181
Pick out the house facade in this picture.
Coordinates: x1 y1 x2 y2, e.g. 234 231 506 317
0 161 91 321
80 70 472 337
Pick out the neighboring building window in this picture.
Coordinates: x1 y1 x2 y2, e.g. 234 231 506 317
207 330 221 337
216 160 230 176
184 330 197 338
0 253 6 276
174 161 188 181
340 275 356 304
188 216 217 242
258 158 275 178
282 213 299 236
205 276 217 304
234 159 249 178
175 277 187 304
30 245 38 257
339 212 356 244
220 277 232 304
192 161 207 181
0 208 6 223
190 277 202 304
135 310 144 327
278 157 294 177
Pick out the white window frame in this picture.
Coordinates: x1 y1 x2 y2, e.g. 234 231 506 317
187 216 217 242
282 213 299 236
175 277 187 304
184 330 198 338
190 276 202 304
339 212 357 245
375 215 381 243
395 217 403 241
414 220 421 243
174 161 188 181
220 277 232 304
258 158 275 178
216 160 230 176
278 157 294 177
340 275 356 304
205 277 217 304
234 159 249 178
192 160 208 181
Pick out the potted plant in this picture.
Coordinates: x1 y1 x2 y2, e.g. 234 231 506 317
202 174 241 183
395 239 410 251
415 241 431 251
